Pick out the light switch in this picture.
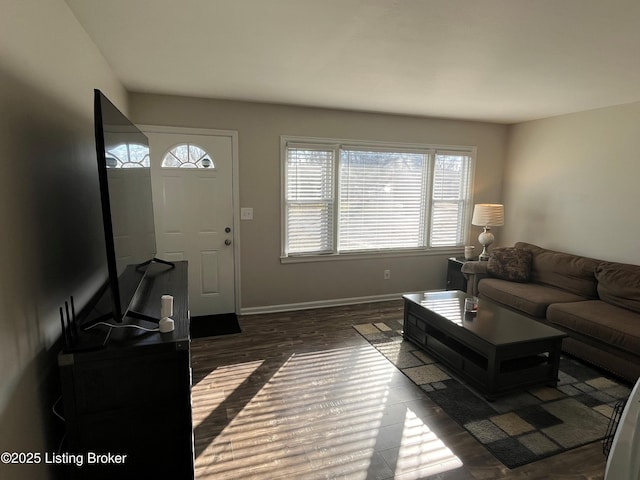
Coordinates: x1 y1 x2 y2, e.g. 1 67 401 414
241 207 253 220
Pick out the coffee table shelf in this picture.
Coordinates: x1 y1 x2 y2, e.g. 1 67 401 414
403 290 567 400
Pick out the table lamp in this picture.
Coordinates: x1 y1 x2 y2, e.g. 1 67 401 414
471 204 504 261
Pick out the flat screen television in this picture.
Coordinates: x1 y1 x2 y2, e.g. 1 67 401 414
90 89 169 325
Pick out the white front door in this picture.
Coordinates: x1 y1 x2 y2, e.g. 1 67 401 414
143 127 238 316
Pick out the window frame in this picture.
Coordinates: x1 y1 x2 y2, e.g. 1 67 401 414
280 136 476 263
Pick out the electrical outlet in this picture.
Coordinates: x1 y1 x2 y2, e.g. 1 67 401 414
384 269 391 280
240 207 253 220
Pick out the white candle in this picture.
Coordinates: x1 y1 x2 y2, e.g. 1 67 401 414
161 295 173 318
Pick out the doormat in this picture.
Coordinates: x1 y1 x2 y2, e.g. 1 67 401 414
353 320 631 469
191 313 241 339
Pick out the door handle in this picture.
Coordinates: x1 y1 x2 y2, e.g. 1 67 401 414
225 239 232 246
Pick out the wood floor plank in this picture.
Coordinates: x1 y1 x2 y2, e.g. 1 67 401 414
191 300 608 479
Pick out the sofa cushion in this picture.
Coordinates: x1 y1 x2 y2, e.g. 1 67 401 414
487 247 533 282
478 278 588 318
514 242 599 298
547 301 640 356
596 262 640 314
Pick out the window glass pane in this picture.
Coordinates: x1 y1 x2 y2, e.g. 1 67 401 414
106 143 150 168
161 143 215 168
174 144 189 163
429 153 471 247
285 147 334 254
286 204 333 254
339 150 426 251
286 149 333 201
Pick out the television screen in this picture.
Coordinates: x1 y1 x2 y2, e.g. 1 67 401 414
94 89 157 322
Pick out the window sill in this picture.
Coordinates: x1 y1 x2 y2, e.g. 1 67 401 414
280 248 463 264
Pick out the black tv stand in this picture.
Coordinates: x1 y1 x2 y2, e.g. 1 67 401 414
58 261 193 479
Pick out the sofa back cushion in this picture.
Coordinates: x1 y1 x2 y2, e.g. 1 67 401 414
487 247 533 282
596 262 640 313
514 242 599 298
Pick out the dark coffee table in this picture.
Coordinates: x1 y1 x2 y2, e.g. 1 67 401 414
403 290 568 400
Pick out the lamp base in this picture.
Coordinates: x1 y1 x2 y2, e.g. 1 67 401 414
478 228 494 261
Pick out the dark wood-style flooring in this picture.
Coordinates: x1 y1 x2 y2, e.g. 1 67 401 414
190 300 607 479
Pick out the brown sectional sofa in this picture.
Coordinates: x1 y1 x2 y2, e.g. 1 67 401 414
462 242 640 383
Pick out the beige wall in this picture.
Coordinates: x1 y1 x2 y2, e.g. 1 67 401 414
130 94 508 310
503 101 640 264
0 1 125 478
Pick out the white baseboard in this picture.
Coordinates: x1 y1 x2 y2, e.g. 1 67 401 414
240 293 405 316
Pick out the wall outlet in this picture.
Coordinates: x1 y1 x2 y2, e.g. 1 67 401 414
384 269 391 280
240 207 253 220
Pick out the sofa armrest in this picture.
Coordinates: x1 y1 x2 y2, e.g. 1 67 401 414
461 261 489 296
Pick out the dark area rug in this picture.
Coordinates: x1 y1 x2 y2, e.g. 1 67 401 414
354 320 631 469
191 313 241 339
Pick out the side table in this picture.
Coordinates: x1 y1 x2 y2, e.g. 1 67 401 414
446 257 473 292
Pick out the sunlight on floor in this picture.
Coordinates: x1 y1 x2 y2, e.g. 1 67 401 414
193 345 463 479
192 360 264 429
393 408 463 479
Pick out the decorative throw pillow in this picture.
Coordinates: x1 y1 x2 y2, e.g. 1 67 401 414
487 247 533 283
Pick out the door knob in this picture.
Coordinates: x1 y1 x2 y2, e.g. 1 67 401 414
225 239 232 246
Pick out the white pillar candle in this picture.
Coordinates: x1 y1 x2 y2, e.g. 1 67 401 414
161 295 173 318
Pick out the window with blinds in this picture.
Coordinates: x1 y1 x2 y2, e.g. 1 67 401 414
282 138 474 258
430 152 473 247
284 146 335 254
339 149 427 251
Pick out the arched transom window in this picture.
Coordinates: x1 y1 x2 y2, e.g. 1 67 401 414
161 143 215 169
106 143 150 168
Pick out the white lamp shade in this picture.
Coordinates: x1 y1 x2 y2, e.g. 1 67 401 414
472 204 504 227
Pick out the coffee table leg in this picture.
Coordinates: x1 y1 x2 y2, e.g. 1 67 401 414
487 350 498 401
547 339 563 387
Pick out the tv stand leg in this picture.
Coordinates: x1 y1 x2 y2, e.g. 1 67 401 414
127 310 160 325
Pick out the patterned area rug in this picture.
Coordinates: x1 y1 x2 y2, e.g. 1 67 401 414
354 320 631 469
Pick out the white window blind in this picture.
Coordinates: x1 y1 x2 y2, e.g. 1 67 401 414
430 152 473 247
284 146 335 255
282 138 474 258
339 149 427 251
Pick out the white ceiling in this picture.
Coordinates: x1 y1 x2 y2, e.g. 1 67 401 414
65 0 640 124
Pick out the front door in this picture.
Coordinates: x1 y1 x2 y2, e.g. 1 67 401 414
144 127 237 316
